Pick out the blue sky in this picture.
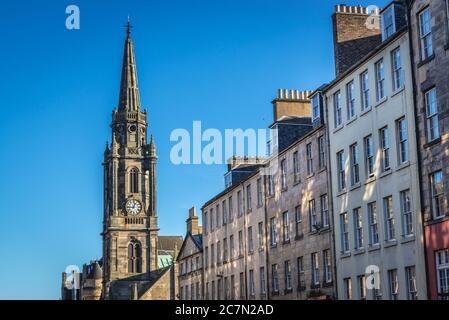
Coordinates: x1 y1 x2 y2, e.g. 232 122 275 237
0 0 390 299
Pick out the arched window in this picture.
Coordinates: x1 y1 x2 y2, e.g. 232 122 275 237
128 240 142 273
129 168 139 193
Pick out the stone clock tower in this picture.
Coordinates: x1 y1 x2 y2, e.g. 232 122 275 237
102 23 159 298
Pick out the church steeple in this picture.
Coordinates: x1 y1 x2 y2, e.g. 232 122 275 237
118 19 141 112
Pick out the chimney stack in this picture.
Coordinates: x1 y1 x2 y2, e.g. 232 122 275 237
272 89 313 122
332 4 382 76
186 207 200 235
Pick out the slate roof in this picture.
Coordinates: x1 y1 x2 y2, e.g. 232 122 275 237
158 235 183 253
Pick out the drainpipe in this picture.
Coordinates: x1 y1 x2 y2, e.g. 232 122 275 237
406 0 431 300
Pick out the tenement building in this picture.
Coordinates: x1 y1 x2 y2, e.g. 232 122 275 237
202 156 268 300
177 207 204 300
265 91 335 300
408 0 449 300
321 3 427 300
202 90 336 300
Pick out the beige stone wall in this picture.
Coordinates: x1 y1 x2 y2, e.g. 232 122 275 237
325 31 427 300
266 126 335 300
203 171 268 300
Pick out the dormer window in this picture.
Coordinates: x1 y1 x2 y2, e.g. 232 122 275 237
311 94 320 120
382 5 396 41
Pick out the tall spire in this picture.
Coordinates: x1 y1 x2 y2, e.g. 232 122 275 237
118 18 141 112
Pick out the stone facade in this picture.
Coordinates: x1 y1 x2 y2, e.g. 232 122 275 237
201 90 335 300
202 164 268 300
409 0 449 300
323 3 427 300
177 207 204 300
266 122 335 300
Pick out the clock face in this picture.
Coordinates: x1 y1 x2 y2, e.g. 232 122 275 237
125 199 142 215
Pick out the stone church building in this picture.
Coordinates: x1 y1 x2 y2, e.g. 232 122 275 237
61 24 182 300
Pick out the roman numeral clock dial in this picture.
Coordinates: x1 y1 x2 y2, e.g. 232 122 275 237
125 199 142 215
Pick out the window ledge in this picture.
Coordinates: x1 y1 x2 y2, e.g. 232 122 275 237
340 252 351 259
347 116 358 126
396 161 410 172
418 54 435 68
293 179 301 186
384 239 398 248
368 244 381 252
337 189 347 197
424 137 441 149
400 235 415 244
360 106 372 117
374 96 388 108
379 169 392 179
333 125 344 134
270 244 277 249
317 167 327 174
353 248 366 256
364 176 376 185
306 173 315 180
284 288 293 295
281 187 288 193
425 215 449 225
282 240 291 246
391 86 405 98
350 182 361 191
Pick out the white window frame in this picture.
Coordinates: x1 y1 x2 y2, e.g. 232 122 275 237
323 250 332 283
295 205 302 237
353 207 364 250
260 267 266 295
419 8 433 60
282 211 290 242
293 151 300 182
388 269 399 300
270 217 277 246
396 117 408 164
311 252 320 286
257 178 263 207
368 202 379 245
364 135 374 177
350 143 360 186
284 260 292 290
425 88 439 141
361 71 370 110
405 266 418 300
430 170 445 219
436 249 449 299
280 159 287 190
337 150 346 191
384 196 396 241
334 91 342 128
391 47 403 91
379 126 390 172
344 278 352 300
382 5 396 40
318 135 326 169
375 59 386 101
400 189 413 237
306 143 313 175
248 226 254 253
311 94 320 120
309 199 317 231
346 81 356 119
321 194 329 228
340 212 349 253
